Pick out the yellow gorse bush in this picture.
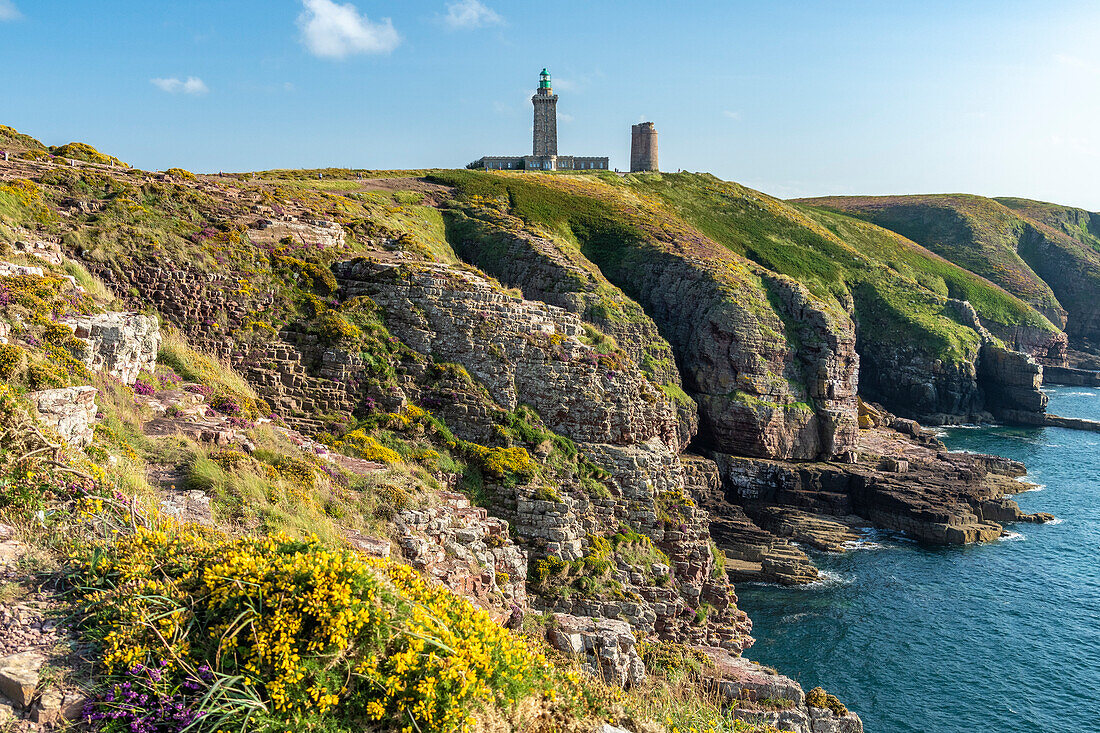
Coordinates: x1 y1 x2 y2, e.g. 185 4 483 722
73 527 557 732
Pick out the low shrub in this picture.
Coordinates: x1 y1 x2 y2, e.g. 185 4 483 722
71 529 561 732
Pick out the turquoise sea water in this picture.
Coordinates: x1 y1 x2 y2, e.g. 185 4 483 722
736 386 1100 733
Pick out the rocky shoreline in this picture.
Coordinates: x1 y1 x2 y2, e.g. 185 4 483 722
692 400 1055 585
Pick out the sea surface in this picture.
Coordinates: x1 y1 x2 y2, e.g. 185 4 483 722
736 386 1100 733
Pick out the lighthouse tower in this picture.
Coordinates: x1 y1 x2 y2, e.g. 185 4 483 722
532 68 558 157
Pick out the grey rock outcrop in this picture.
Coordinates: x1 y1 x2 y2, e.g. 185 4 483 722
546 613 646 688
396 492 528 610
64 312 159 385
27 386 98 447
338 259 680 449
698 646 864 733
442 210 699 445
0 651 44 707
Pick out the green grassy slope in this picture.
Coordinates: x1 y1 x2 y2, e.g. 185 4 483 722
795 194 1067 327
427 170 1060 418
621 174 1055 358
997 197 1100 254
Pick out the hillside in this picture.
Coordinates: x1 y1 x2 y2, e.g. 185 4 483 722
799 193 1100 352
0 124 1071 733
431 171 1057 418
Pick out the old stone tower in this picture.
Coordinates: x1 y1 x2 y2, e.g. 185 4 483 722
630 122 658 172
532 68 558 157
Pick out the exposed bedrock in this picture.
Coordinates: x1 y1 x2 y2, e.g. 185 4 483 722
1044 364 1100 387
584 239 859 461
700 647 865 733
855 336 985 421
63 312 160 386
860 298 1049 422
999 324 1069 366
704 422 1052 546
335 258 680 449
978 344 1047 415
440 210 699 445
683 455 821 586
335 257 753 651
1016 221 1100 343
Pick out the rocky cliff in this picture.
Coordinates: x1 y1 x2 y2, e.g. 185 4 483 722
3 132 1083 732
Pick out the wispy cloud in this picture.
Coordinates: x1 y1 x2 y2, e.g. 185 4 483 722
0 0 21 21
558 112 574 123
297 0 400 58
151 76 209 95
443 0 502 30
723 110 742 120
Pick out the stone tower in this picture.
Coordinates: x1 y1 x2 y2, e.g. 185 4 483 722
532 68 558 157
630 122 658 172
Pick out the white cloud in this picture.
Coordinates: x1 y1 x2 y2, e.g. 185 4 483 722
723 110 742 120
151 76 209 95
558 112 574 123
0 0 21 21
297 0 400 58
443 0 502 30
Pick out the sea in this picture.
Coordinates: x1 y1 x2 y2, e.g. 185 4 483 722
736 386 1100 733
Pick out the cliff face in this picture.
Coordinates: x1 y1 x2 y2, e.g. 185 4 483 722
439 209 699 445
432 172 861 461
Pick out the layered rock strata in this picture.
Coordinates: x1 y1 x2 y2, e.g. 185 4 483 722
392 492 528 611
441 210 699 443
705 422 1051 547
699 646 864 733
334 257 753 650
586 239 859 460
545 613 646 688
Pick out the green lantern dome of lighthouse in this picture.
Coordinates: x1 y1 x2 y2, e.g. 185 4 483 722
539 69 551 89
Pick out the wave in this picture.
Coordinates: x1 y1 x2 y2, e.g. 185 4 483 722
842 538 891 551
797 570 855 590
1045 517 1065 525
999 531 1026 542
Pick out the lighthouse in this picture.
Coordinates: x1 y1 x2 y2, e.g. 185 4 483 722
532 68 558 157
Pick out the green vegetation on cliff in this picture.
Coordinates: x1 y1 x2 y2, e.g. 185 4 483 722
798 194 1065 324
802 192 1100 344
432 170 1046 366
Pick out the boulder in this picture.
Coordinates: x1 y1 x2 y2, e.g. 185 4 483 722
0 650 45 707
63 312 159 385
27 386 98 447
547 613 646 688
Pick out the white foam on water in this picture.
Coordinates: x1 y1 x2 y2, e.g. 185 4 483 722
999 531 1026 542
1018 483 1046 493
842 538 890 551
797 570 854 590
1045 517 1065 525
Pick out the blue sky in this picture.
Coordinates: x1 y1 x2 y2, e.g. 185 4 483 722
2 0 1099 208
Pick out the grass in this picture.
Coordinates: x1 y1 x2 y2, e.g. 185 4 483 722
433 169 1015 367
797 193 1066 325
156 329 269 418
